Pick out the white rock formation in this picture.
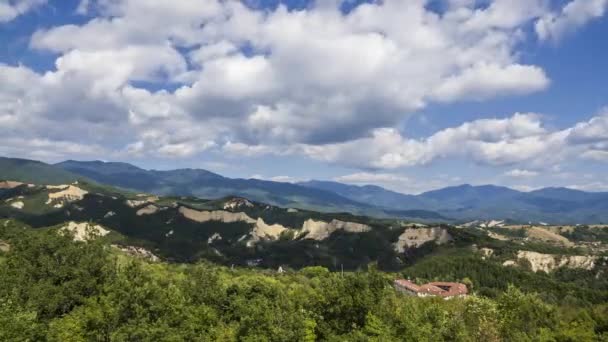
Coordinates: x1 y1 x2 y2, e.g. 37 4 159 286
223 198 254 210
136 204 159 216
480 248 494 257
208 233 222 244
300 219 371 240
10 201 24 209
487 220 505 228
47 185 88 202
61 222 110 241
394 227 451 252
247 218 288 246
0 240 10 252
0 181 23 189
516 251 599 273
178 206 256 224
112 245 160 262
125 199 148 208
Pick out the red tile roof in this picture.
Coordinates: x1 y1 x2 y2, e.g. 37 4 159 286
394 279 468 297
394 279 420 292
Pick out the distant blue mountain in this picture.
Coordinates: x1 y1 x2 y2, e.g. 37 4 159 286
300 180 608 224
2 157 606 224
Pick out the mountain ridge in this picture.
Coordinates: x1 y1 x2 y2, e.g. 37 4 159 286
2 156 608 223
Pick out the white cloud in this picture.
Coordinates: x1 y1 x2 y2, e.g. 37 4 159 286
223 109 608 170
0 0 46 22
250 175 302 183
294 113 565 169
333 172 457 194
512 185 542 192
536 0 608 41
6 0 558 158
581 150 608 161
567 181 608 192
431 63 549 102
0 0 605 169
568 108 608 143
504 169 539 178
334 172 412 184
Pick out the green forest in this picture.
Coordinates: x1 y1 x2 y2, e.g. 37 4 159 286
1 221 607 341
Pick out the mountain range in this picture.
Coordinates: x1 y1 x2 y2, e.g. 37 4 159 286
1 156 607 224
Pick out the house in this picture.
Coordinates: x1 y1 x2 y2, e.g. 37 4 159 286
394 279 468 299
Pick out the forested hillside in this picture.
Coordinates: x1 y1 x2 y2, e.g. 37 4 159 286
1 178 608 340
1 222 607 341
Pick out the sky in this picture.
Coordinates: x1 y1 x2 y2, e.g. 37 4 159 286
1 0 607 194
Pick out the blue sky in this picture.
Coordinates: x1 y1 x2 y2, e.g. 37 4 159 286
1 0 607 193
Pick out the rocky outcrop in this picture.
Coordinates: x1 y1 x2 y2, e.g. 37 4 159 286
516 251 599 273
126 199 148 208
112 245 160 262
10 201 24 209
394 227 451 252
223 198 254 210
0 240 10 252
0 181 23 189
178 206 256 224
480 247 494 257
208 233 222 244
300 219 371 240
179 207 371 243
247 218 289 246
487 231 510 241
136 204 159 216
47 185 88 203
61 222 110 241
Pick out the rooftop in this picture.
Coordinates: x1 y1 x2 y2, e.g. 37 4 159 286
394 279 468 297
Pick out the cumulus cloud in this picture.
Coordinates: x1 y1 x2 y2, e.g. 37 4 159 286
0 0 605 168
536 0 608 41
225 110 608 171
0 0 46 22
1 0 562 160
295 113 564 169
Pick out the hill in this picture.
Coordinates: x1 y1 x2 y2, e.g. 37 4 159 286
55 159 445 221
0 157 85 185
302 181 608 224
3 157 608 224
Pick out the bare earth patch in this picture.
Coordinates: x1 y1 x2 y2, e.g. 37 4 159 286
394 227 451 252
10 201 24 209
136 204 159 216
300 219 371 240
61 222 110 241
47 185 88 203
0 240 10 252
516 251 599 273
0 181 23 189
247 218 288 246
527 227 573 247
179 206 256 224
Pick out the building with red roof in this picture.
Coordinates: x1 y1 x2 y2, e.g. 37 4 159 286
394 279 468 299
